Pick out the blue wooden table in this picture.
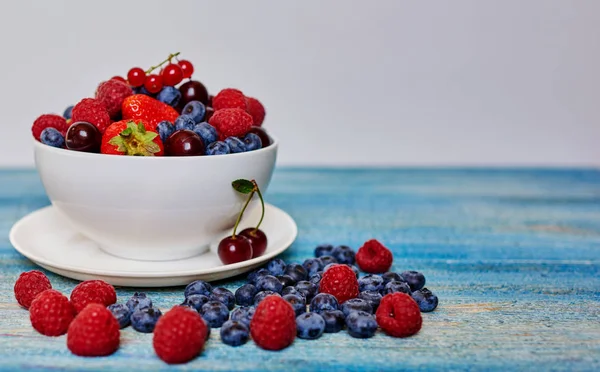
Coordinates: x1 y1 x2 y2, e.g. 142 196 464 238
1 168 599 371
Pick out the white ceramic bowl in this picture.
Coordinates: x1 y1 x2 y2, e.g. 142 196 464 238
33 137 278 261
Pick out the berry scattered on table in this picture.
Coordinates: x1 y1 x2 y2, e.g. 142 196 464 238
278 275 297 287
309 293 339 314
401 270 426 291
411 288 439 312
282 286 303 298
210 287 236 310
314 244 334 258
251 295 296 351
284 263 308 283
70 280 117 313
283 293 306 317
295 280 318 302
131 307 163 333
382 271 405 285
126 292 153 312
341 298 373 317
346 310 378 339
220 320 250 347
321 310 346 333
67 303 120 356
181 294 210 312
153 306 208 364
230 306 255 327
254 290 281 306
296 312 325 340
384 280 412 295
107 303 132 329
356 239 393 273
266 258 287 276
200 301 229 328
332 245 356 265
318 255 337 268
256 275 284 294
376 293 422 338
185 280 213 298
319 264 359 304
235 284 258 307
29 289 74 336
247 268 270 285
302 258 321 277
358 274 384 293
14 270 52 309
358 290 383 311
309 272 322 285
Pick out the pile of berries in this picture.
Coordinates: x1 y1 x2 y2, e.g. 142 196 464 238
13 239 439 365
32 52 269 157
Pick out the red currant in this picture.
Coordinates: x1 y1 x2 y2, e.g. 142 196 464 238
162 64 184 87
127 67 146 87
111 76 127 83
144 74 163 94
178 60 194 79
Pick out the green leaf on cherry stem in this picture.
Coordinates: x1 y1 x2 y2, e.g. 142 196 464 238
232 179 255 194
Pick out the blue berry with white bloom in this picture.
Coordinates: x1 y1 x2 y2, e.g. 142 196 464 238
253 290 280 306
321 310 345 333
358 290 383 311
40 128 64 148
182 100 206 123
382 272 405 285
156 86 181 107
319 255 337 268
181 294 209 312
107 303 131 329
242 133 262 151
266 258 287 276
247 268 270 285
126 292 152 312
349 265 360 278
282 286 303 298
341 298 373 317
220 320 249 346
295 281 318 302
309 272 322 286
185 280 213 298
63 105 73 119
210 287 236 310
156 120 175 143
283 293 306 316
174 115 195 131
346 310 377 338
277 275 296 287
206 141 230 155
310 293 339 313
200 301 229 328
235 283 257 306
401 271 426 291
256 275 283 294
192 122 217 146
332 245 355 265
323 263 336 272
285 263 308 282
358 274 384 293
384 280 412 295
230 306 255 327
411 288 439 312
296 312 325 340
224 137 246 153
314 244 334 257
302 258 321 276
130 307 162 333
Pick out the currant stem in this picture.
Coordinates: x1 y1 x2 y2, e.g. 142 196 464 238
232 189 255 238
145 52 181 74
252 180 265 231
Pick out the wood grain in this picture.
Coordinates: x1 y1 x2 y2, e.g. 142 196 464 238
0 168 599 371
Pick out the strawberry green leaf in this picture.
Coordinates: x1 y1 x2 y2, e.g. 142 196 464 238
232 179 255 194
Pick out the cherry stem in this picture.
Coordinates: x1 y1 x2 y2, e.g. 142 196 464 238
252 180 265 231
232 189 255 238
145 52 181 74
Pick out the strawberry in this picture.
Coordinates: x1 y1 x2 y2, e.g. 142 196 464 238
101 120 164 156
122 94 179 130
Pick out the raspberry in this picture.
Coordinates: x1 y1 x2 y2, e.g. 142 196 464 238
212 88 247 111
318 264 359 304
71 98 111 133
208 108 253 140
70 280 117 313
29 289 75 336
31 114 69 141
153 306 208 364
245 97 266 126
14 270 52 309
96 79 133 119
67 303 120 357
250 295 296 351
376 292 422 337
355 239 393 273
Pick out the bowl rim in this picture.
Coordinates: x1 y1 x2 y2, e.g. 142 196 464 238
33 133 278 160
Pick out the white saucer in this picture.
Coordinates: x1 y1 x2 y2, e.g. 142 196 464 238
9 204 297 287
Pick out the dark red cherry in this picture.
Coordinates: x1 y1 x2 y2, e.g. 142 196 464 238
247 126 270 147
239 228 268 258
65 121 101 153
179 80 209 106
218 235 253 264
165 130 205 156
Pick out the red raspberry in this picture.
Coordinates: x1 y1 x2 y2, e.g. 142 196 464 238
14 270 52 309
212 88 247 111
153 306 208 364
29 289 75 336
95 79 133 119
319 264 359 304
31 114 69 141
71 98 111 133
70 280 117 313
355 239 393 273
245 97 266 126
208 108 253 140
67 303 120 356
376 292 422 337
250 295 296 351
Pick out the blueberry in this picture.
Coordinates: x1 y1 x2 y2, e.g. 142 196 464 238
185 280 213 298
296 312 326 340
156 86 181 107
382 272 405 285
332 245 355 265
235 283 257 306
174 115 196 131
302 258 321 277
107 303 131 329
358 290 383 311
266 258 287 276
205 141 231 155
156 121 175 143
247 268 270 285
349 265 360 278
200 301 229 328
130 307 162 333
323 263 336 272
134 86 154 96
192 122 217 146
295 281 318 302
256 275 283 294
220 320 249 346
231 306 255 328
253 290 280 306
321 310 345 333
63 105 74 119
401 271 426 291
384 280 412 295
126 292 152 312
285 263 308 282
358 274 384 293
318 255 337 268
283 293 306 317
210 287 236 310
310 293 339 313
224 137 246 153
40 128 65 148
282 286 303 298
346 311 377 338
309 273 322 286
341 298 373 317
181 294 210 312
276 275 296 287
182 100 206 123
314 244 334 257
243 133 262 151
412 288 439 312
